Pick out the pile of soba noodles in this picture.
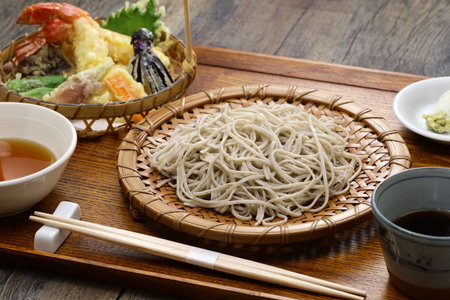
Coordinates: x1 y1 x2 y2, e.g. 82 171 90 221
147 103 364 226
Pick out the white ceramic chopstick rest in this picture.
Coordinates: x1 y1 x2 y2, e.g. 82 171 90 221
33 201 82 253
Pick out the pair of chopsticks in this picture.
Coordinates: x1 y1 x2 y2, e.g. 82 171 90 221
30 212 366 299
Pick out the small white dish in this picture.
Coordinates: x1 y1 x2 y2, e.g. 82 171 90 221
393 77 450 144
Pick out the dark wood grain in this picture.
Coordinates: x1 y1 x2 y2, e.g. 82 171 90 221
0 1 449 300
164 0 450 77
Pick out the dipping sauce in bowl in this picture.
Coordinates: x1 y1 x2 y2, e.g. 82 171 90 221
0 102 77 216
0 138 56 181
371 167 450 299
393 209 450 237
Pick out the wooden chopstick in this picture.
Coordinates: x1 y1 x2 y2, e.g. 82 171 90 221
183 0 193 62
30 212 366 300
33 212 365 297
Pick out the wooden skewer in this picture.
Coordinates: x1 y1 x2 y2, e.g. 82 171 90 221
30 212 366 300
183 0 193 62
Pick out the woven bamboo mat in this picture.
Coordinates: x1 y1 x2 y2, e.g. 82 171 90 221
117 84 411 244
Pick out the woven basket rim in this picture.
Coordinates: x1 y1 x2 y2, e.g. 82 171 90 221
117 84 412 244
0 60 186 108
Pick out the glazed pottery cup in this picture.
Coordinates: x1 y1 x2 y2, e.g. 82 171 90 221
371 167 450 299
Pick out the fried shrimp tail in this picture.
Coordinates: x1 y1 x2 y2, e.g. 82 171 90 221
14 2 90 63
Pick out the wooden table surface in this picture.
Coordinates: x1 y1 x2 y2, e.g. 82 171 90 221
0 1 449 300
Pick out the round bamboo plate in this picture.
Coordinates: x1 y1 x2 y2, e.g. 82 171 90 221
117 84 412 244
0 34 196 138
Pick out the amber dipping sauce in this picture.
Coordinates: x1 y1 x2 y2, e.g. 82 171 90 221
0 138 56 181
393 209 450 237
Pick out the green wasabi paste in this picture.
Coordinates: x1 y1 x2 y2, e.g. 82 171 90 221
423 110 450 133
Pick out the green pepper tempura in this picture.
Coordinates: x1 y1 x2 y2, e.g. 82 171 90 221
6 75 67 98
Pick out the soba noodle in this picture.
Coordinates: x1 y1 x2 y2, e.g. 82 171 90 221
147 103 364 226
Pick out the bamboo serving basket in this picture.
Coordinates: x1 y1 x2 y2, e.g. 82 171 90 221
0 30 196 138
117 84 412 245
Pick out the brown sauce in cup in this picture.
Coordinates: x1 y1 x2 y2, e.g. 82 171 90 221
0 138 56 181
393 209 450 237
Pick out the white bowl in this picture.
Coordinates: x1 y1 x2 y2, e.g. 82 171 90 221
0 103 77 216
393 76 450 144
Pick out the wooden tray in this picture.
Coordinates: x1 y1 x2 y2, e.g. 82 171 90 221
1 46 447 300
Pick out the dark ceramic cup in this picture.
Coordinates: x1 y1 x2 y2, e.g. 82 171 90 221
371 167 450 299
